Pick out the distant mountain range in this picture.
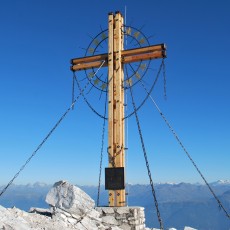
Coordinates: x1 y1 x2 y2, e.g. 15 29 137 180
0 181 230 230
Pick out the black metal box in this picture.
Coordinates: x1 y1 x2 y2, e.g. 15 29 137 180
105 167 125 190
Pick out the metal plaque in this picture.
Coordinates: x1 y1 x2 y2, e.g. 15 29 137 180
105 167 125 190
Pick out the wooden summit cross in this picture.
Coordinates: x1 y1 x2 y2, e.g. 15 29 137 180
71 11 166 207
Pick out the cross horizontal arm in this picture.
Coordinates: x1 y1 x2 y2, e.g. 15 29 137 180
71 53 107 65
71 43 166 71
122 50 165 64
122 43 166 57
71 60 107 71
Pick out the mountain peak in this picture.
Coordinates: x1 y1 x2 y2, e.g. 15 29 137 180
211 180 230 186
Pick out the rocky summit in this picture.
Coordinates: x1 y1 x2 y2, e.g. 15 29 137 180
0 181 197 230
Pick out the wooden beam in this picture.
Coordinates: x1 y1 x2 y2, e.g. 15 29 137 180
71 45 166 71
71 53 107 65
123 50 166 63
108 12 115 207
113 11 125 207
71 44 165 65
71 60 107 71
122 44 165 57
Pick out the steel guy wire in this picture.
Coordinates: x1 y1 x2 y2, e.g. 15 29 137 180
0 98 78 197
74 60 108 120
97 88 108 207
140 79 230 219
129 83 164 230
124 59 164 119
75 76 106 119
0 66 102 197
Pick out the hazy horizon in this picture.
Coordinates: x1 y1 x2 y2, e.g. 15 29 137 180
1 179 230 188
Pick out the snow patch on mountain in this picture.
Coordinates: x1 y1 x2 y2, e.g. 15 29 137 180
211 180 230 186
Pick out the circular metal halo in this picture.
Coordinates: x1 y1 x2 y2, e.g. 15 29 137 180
84 29 109 92
77 25 156 120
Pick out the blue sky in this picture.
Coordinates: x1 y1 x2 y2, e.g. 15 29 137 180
0 0 229 186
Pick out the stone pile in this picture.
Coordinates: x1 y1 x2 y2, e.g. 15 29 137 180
96 207 146 230
45 180 147 230
0 180 198 230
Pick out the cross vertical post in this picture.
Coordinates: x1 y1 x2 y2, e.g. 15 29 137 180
108 12 125 207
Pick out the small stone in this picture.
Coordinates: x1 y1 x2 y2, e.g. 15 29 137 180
110 227 123 230
99 207 115 214
116 216 127 220
127 217 135 221
56 209 72 217
88 208 101 219
134 225 145 230
116 207 130 215
80 215 99 229
129 219 140 225
71 213 81 220
75 222 86 230
67 217 77 224
120 223 132 230
60 213 68 221
102 215 119 226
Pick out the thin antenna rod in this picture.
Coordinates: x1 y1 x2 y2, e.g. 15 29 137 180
125 5 127 47
125 5 127 26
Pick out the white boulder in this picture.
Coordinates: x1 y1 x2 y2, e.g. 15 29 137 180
46 180 95 216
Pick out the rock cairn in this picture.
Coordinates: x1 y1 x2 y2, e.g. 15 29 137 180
45 180 147 230
96 207 146 230
0 180 197 230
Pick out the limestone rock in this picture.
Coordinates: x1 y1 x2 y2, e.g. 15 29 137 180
0 205 74 230
0 181 196 230
29 207 51 216
46 180 95 216
0 205 28 230
102 215 119 226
